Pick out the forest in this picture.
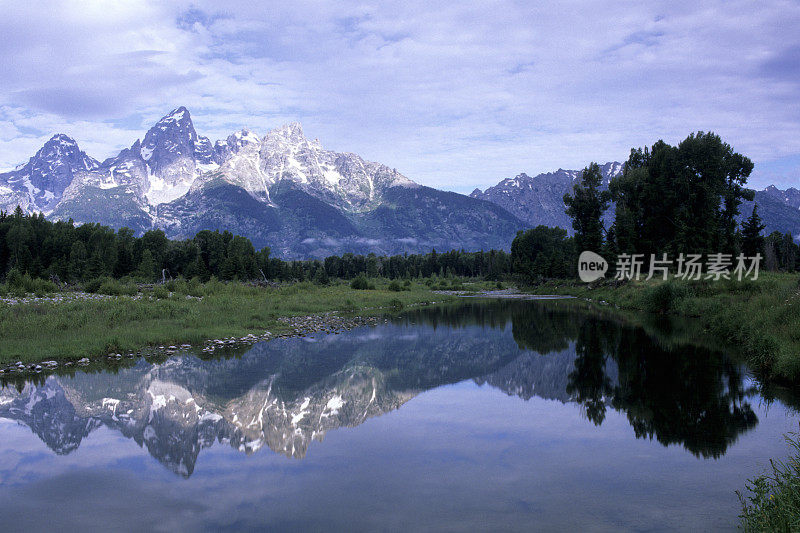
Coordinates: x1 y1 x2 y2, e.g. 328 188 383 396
0 205 513 287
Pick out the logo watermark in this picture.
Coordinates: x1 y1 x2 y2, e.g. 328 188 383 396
578 252 762 282
578 251 608 282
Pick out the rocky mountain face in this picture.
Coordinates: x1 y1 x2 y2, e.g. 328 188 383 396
470 162 623 231
740 190 800 238
1 107 524 257
763 185 800 210
0 134 99 214
473 162 800 239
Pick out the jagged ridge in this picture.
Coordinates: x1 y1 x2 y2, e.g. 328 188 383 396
1 107 524 257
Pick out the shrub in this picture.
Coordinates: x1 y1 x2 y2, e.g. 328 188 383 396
83 277 105 293
30 277 57 296
350 275 374 290
389 298 404 309
340 298 357 312
388 280 402 292
98 279 138 296
5 268 25 290
153 285 170 299
2 269 57 295
643 281 686 314
202 276 224 296
186 277 204 297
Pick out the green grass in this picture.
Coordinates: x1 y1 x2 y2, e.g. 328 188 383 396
0 279 454 365
524 272 800 384
738 430 800 532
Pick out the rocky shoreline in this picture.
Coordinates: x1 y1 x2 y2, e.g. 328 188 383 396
0 313 390 379
0 291 203 306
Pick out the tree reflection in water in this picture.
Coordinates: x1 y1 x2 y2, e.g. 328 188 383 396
0 298 768 474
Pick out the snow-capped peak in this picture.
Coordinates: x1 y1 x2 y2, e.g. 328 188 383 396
227 128 262 151
233 128 261 144
266 122 306 144
36 134 81 160
2 107 420 224
159 106 190 125
47 133 78 147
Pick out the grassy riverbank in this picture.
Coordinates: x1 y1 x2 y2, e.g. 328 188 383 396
738 431 800 531
0 278 458 365
524 272 800 384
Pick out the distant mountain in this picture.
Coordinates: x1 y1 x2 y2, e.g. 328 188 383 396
0 134 99 214
1 107 524 258
470 162 623 231
762 185 800 210
473 163 800 240
743 189 800 238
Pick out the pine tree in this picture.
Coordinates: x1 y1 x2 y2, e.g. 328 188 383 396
136 249 156 281
741 204 766 258
313 265 330 285
67 241 87 281
564 162 611 253
85 251 106 280
780 232 798 271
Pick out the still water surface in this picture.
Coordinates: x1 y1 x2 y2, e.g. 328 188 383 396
0 299 797 532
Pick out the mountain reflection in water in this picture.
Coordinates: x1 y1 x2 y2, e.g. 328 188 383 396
0 299 763 477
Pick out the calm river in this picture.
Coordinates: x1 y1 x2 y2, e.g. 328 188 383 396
0 298 796 532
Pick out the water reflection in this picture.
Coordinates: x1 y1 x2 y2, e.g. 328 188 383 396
0 299 766 476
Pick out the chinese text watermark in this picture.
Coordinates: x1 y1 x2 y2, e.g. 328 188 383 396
578 252 762 282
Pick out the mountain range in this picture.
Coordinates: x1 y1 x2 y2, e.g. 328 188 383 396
0 107 521 258
470 162 624 230
1 107 798 257
471 164 800 239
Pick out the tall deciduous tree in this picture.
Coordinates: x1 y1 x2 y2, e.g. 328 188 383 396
610 132 753 256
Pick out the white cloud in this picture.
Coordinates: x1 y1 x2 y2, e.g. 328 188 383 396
0 0 799 191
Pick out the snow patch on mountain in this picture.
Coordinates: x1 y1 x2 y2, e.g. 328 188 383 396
1 106 425 223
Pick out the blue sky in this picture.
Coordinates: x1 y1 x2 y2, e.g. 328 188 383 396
0 0 799 193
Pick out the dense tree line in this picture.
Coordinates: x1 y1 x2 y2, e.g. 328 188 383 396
0 207 512 284
606 132 799 270
3 131 796 286
525 131 800 278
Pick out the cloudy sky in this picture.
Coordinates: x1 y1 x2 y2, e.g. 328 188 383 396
0 0 798 192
